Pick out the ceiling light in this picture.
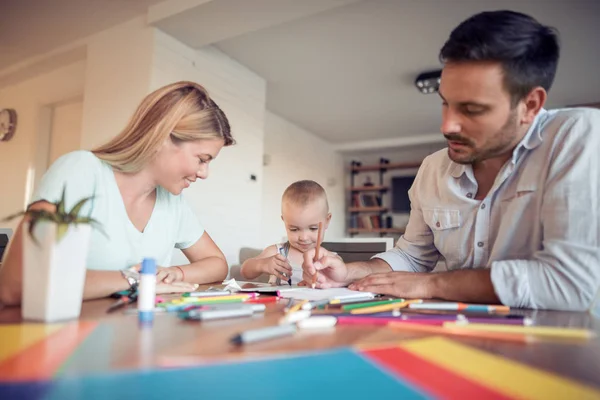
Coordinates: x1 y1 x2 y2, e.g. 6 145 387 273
415 70 442 94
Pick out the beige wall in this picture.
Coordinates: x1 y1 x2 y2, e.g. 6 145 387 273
0 61 86 228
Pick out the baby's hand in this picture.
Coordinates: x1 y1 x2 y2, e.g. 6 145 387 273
261 254 292 282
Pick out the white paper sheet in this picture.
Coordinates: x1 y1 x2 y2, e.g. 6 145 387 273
276 287 375 301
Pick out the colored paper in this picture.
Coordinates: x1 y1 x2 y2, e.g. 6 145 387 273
0 324 63 363
0 322 97 381
45 349 431 400
400 337 600 400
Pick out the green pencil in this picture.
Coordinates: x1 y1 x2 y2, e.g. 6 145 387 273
342 299 405 311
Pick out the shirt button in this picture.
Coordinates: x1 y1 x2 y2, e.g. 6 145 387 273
477 241 484 248
436 222 441 228
481 203 486 209
466 193 473 199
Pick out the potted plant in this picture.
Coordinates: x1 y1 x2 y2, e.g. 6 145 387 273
4 188 102 322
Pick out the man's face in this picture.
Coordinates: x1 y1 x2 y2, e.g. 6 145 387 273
439 61 524 165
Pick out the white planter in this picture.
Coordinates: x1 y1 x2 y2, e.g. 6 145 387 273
22 221 91 322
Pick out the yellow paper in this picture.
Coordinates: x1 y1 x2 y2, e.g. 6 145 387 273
444 322 595 339
401 337 600 400
0 324 63 363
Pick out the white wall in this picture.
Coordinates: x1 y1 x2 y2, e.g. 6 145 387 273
49 100 83 166
80 16 155 150
261 112 345 246
0 61 86 229
152 31 267 266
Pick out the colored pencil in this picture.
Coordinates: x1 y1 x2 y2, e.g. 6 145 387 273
350 299 423 315
388 321 533 343
443 322 596 339
409 302 510 313
311 221 323 289
342 299 405 311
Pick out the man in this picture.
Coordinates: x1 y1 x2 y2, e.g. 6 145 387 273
302 10 600 311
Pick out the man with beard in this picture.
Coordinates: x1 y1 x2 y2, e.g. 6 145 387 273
302 10 600 311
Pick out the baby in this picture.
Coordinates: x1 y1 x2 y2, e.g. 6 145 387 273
241 180 331 285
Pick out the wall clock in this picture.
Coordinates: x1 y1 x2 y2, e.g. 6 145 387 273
0 108 17 142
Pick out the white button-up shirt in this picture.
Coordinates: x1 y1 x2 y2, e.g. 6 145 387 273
374 108 600 311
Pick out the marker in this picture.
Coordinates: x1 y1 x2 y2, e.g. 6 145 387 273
183 290 231 297
246 296 279 304
181 308 254 321
107 293 138 313
231 324 297 345
279 309 311 325
124 307 167 315
203 303 266 313
138 258 156 324
297 316 338 330
277 245 292 286
408 302 510 313
301 299 331 310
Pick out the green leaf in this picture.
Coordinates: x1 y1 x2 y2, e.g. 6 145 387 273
56 223 69 243
1 210 26 222
56 186 67 216
68 197 93 219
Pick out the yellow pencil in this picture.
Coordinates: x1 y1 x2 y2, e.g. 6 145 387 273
287 300 309 314
350 299 423 315
443 322 596 339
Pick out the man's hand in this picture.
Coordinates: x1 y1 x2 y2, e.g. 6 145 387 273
302 247 349 289
349 271 433 299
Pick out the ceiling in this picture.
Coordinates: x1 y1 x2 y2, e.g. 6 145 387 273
1 0 599 145
215 0 600 143
0 0 164 71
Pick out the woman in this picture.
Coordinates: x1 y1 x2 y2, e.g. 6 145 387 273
0 81 233 305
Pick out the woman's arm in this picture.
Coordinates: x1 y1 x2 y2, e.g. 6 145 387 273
175 231 229 284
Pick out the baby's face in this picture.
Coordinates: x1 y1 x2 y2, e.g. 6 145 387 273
281 200 330 253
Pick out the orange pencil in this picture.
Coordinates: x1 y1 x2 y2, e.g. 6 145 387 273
311 221 323 289
388 321 534 343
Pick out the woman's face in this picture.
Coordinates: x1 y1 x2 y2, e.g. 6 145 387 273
151 138 224 195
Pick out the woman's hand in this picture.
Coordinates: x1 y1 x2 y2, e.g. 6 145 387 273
156 281 198 294
155 266 185 284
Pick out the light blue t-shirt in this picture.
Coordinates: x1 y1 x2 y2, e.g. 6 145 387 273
32 151 204 271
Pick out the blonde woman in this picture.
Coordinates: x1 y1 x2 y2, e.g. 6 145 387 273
0 81 233 305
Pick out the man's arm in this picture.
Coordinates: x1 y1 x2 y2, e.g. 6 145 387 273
350 266 500 303
491 112 600 311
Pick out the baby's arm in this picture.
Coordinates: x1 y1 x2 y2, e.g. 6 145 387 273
240 245 291 281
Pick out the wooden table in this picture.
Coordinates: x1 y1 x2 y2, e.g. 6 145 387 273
1 288 600 397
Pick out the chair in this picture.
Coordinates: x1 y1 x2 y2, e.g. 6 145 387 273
321 237 394 263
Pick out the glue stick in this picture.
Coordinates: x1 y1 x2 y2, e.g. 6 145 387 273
138 258 156 324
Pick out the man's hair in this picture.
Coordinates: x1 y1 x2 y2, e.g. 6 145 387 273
282 180 329 210
439 10 560 106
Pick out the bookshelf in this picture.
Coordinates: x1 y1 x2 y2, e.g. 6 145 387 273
348 158 421 237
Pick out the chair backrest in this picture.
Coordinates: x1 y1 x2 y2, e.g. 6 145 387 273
321 237 394 263
0 229 13 263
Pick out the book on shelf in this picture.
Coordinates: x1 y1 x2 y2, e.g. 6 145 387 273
352 193 382 208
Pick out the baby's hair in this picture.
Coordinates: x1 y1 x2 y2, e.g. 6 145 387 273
282 180 329 211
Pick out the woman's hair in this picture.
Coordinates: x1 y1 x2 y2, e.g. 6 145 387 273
92 81 234 173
